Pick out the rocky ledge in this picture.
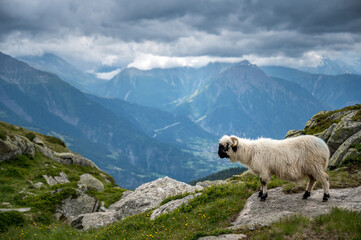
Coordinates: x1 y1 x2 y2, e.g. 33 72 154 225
286 107 361 168
232 186 361 228
71 176 204 230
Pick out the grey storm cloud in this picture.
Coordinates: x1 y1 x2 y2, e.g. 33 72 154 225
0 0 360 68
2 0 361 38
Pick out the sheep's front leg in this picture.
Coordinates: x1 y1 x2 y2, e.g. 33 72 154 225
259 174 270 202
258 177 264 198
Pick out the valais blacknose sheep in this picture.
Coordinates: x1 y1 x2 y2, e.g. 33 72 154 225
218 135 330 202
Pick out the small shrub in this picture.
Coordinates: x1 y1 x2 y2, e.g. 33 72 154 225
4 166 27 179
341 145 361 166
13 154 33 168
0 211 26 232
34 212 54 225
0 184 15 194
86 185 126 208
30 187 77 213
25 132 36 142
353 110 361 122
350 143 361 152
0 132 6 141
44 135 66 148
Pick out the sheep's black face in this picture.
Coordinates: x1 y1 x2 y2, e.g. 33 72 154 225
218 143 230 158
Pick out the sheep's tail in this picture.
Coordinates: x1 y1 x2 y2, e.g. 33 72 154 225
317 137 330 170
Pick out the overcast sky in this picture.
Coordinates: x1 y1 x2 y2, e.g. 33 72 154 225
1 0 361 71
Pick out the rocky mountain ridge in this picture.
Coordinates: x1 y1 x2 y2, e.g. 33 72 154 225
173 62 325 138
0 52 227 189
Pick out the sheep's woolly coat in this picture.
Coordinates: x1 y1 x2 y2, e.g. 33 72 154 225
219 135 330 182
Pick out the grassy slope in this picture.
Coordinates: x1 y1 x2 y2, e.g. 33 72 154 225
0 122 127 236
1 158 360 240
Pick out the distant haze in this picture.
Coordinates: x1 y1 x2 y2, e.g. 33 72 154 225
0 0 360 71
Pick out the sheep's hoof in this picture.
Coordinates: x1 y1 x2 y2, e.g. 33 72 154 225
260 193 268 202
303 191 311 199
258 191 263 198
322 193 330 202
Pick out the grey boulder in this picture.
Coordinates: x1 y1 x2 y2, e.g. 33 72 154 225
79 173 104 192
109 176 203 220
55 191 100 222
71 211 118 230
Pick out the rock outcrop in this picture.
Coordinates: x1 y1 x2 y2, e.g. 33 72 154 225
79 174 104 192
150 193 202 220
196 180 227 189
109 176 203 220
0 135 35 162
198 234 247 240
37 145 99 169
329 130 361 167
0 130 100 169
286 107 361 168
232 186 361 228
43 172 70 186
71 211 118 231
55 191 100 222
72 176 204 230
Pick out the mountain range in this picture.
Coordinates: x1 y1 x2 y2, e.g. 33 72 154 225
97 62 236 111
18 53 101 93
172 61 326 138
261 66 361 109
0 52 231 189
89 60 327 138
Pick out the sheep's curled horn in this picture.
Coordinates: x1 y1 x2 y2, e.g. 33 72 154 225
230 136 238 152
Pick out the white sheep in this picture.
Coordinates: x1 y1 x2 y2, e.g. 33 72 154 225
218 135 330 202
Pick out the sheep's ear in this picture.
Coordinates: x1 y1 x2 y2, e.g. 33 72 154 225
232 145 237 152
230 136 238 152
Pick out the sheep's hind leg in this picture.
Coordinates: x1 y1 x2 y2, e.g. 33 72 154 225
317 172 330 202
303 175 316 200
259 175 270 202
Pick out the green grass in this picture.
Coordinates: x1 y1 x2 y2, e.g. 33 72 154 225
0 150 125 233
0 222 87 239
160 192 193 206
0 151 123 208
0 211 26 232
43 135 66 148
247 208 361 240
